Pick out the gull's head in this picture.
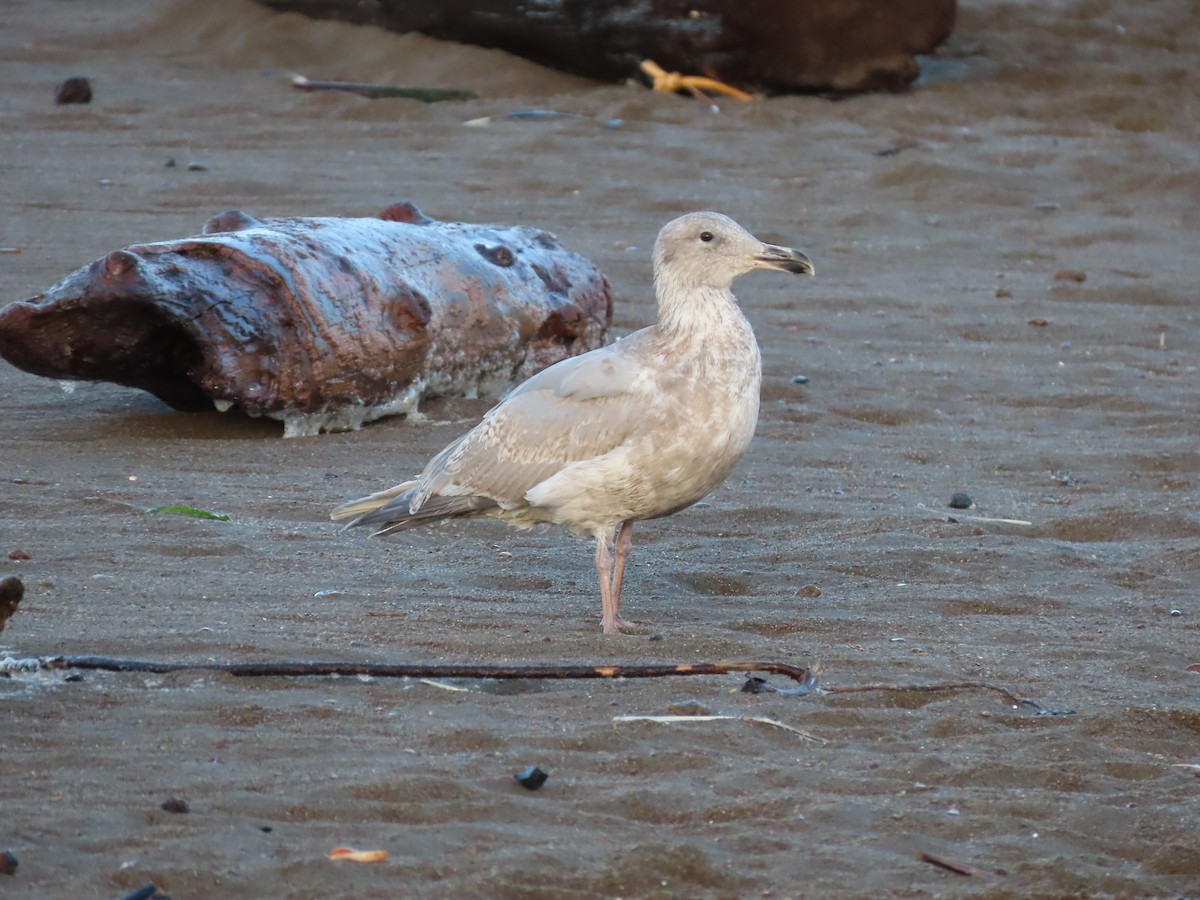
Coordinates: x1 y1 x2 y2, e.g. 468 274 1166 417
652 211 813 294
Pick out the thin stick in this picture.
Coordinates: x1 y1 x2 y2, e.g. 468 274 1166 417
918 852 989 877
42 656 814 687
917 503 1032 526
290 74 474 102
614 714 825 743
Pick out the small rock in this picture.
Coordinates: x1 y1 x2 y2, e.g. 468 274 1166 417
1032 201 1061 213
161 797 189 814
796 584 822 598
948 492 974 510
7 550 29 561
995 288 1012 298
1170 609 1182 617
55 76 92 104
741 676 776 694
791 374 810 384
118 885 169 900
164 158 177 168
1054 269 1087 283
0 850 16 875
514 765 548 791
187 161 208 172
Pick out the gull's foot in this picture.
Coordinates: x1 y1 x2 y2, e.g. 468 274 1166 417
601 615 651 635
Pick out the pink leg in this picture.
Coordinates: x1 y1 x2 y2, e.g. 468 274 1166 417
608 520 637 630
595 521 639 634
595 534 620 635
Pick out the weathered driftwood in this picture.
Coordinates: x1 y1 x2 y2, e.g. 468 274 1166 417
255 0 956 94
0 203 611 437
0 576 23 635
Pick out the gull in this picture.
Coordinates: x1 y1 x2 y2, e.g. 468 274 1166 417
332 211 813 634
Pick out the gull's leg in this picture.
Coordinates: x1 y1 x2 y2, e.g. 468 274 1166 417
595 532 620 635
608 520 638 631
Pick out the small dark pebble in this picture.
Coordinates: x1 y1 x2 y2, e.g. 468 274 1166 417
791 374 810 384
948 492 973 509
741 676 775 694
0 850 17 875
63 672 84 683
187 162 208 172
514 765 548 790
119 885 170 900
8 550 30 561
164 158 176 168
259 825 273 833
55 76 92 104
161 797 189 814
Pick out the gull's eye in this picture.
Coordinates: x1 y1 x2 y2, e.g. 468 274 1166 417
699 231 714 243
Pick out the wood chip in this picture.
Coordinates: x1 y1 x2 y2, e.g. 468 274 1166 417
328 847 388 863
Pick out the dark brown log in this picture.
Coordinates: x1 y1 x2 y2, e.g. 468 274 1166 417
255 0 956 94
0 576 23 635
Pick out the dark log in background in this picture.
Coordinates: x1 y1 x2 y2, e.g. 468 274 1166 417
254 0 957 94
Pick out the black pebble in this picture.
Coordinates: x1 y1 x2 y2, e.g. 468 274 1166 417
118 885 170 900
161 797 189 814
55 76 92 104
741 676 776 694
0 850 17 875
949 492 973 509
514 765 548 790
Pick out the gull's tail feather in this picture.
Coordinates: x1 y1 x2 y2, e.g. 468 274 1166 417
332 480 498 535
330 480 417 524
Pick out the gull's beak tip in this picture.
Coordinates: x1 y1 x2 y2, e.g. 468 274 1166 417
755 245 814 276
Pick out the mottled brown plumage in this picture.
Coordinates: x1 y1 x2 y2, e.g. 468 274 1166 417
333 212 813 633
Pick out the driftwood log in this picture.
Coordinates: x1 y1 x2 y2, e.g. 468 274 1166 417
0 203 611 437
255 0 956 94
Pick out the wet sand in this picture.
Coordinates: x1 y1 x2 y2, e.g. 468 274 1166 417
2 0 1199 896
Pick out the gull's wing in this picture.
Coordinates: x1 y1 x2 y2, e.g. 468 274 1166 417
414 334 655 508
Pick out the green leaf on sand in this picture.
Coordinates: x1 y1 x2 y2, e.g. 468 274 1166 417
146 505 231 521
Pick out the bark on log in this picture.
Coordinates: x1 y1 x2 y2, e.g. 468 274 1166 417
255 0 957 94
